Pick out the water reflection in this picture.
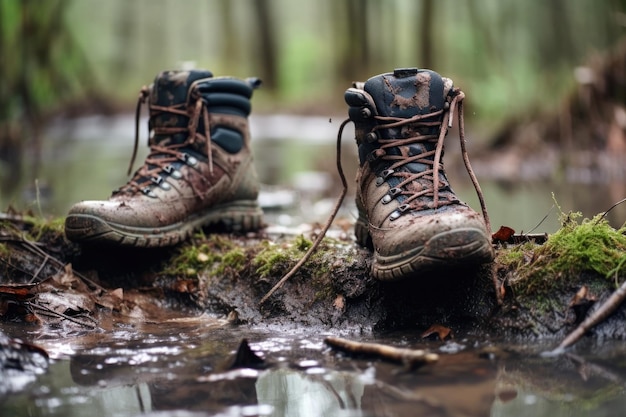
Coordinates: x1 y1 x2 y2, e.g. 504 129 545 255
3 318 626 417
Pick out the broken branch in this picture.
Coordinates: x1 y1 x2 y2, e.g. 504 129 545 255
324 336 439 369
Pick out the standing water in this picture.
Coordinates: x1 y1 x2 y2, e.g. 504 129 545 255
1 114 626 416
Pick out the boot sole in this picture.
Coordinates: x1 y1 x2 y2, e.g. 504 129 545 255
65 200 263 247
356 219 494 281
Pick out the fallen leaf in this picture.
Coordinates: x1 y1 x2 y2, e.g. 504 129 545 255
492 226 515 243
333 295 345 311
421 324 452 341
0 283 38 301
110 288 124 300
568 285 597 308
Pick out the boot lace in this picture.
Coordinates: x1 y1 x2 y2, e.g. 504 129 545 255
115 84 215 198
371 89 477 212
260 88 491 305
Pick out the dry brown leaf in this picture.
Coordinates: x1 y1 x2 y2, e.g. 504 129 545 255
421 324 452 341
492 225 515 243
333 294 345 311
0 283 38 301
568 285 597 308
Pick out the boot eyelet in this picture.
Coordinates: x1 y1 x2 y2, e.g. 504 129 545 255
365 132 378 143
398 204 411 212
186 155 198 167
164 165 182 179
389 210 401 221
375 176 384 186
360 107 372 118
141 187 157 198
160 181 171 191
381 169 394 179
179 153 198 167
381 194 392 204
389 187 401 197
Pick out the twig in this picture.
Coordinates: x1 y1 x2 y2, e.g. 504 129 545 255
0 212 38 224
595 197 626 224
29 253 50 284
553 277 626 352
259 119 350 306
27 301 99 329
492 263 503 305
324 336 439 369
16 235 105 292
525 204 555 235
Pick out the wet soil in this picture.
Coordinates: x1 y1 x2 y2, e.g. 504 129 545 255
1 214 624 342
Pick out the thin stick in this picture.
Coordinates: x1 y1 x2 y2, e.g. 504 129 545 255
554 278 626 352
259 119 350 306
595 197 626 225
28 301 99 329
324 336 439 368
0 236 107 292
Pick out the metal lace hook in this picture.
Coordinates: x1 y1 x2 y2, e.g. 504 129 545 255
259 118 351 306
128 86 150 176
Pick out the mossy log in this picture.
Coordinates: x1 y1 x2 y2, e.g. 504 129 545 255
1 212 625 341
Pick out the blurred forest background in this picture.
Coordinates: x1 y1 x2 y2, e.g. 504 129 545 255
1 0 626 228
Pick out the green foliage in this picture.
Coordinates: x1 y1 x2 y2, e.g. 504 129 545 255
165 235 236 276
253 234 313 278
253 241 297 278
503 212 626 297
0 1 91 123
214 248 247 276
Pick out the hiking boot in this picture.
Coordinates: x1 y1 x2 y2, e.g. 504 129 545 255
345 68 494 280
65 69 263 247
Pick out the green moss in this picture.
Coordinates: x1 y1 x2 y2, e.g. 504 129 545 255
504 212 626 297
16 215 66 241
167 244 218 276
213 247 247 275
294 234 312 251
253 240 296 278
252 234 319 278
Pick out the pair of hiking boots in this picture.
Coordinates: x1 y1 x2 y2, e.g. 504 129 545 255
64 68 494 281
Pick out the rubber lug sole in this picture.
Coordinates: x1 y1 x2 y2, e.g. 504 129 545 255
65 200 263 247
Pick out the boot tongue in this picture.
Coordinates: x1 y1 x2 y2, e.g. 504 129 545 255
365 69 454 205
364 68 446 119
149 70 213 144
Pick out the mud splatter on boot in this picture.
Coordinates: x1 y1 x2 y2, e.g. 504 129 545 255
345 68 494 280
65 70 263 247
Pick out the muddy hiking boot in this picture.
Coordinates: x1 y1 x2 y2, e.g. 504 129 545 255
65 70 263 247
345 68 494 280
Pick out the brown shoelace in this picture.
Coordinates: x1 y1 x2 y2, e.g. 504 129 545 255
119 85 215 198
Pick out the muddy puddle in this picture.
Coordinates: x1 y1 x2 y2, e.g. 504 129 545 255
2 317 626 417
